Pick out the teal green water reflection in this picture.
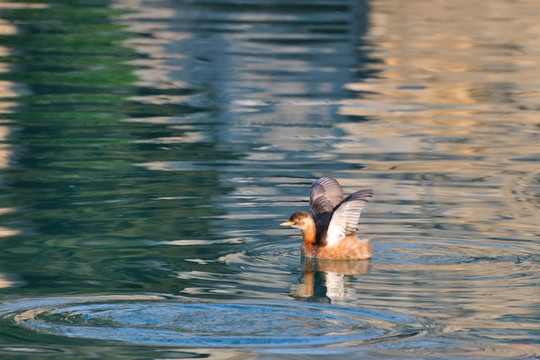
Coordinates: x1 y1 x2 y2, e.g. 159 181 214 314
0 0 538 358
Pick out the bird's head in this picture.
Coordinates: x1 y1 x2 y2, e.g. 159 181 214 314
280 211 312 231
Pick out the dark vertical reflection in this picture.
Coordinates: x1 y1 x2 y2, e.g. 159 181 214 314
114 0 372 241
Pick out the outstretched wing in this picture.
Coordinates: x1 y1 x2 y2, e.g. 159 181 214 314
325 189 373 248
309 177 343 220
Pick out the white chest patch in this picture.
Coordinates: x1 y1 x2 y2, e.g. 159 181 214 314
325 226 346 248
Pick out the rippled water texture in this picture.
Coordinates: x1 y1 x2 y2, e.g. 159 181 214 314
0 0 538 358
1 296 421 348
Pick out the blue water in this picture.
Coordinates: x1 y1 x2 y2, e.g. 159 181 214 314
0 0 538 358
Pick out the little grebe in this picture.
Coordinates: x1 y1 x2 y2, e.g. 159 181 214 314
280 177 373 260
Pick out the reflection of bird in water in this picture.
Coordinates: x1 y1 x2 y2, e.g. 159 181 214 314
293 257 371 303
280 177 373 260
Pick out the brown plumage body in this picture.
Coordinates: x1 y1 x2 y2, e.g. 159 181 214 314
280 178 373 260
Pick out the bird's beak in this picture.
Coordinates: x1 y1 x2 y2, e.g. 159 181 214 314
280 221 295 226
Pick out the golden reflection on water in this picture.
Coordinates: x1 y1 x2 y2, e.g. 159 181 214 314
343 0 540 117
334 2 538 354
343 0 540 115
0 42 22 238
340 0 540 235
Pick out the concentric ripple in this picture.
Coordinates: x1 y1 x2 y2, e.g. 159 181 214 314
0 296 421 348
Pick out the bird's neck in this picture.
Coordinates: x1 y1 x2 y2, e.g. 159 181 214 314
301 217 317 257
300 217 316 243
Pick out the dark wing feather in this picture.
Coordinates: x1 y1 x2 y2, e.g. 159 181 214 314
309 177 343 220
325 189 373 247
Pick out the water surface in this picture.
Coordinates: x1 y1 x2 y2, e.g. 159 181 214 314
0 0 538 358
